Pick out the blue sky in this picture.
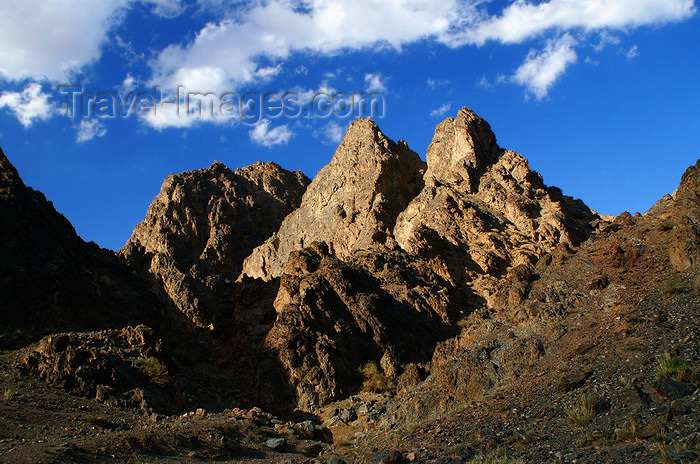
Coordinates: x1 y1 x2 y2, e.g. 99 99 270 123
1 0 698 251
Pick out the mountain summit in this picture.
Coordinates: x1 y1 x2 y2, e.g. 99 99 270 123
241 118 426 281
3 108 699 463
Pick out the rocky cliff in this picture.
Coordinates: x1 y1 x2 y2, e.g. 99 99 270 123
228 108 598 410
240 118 426 280
120 161 309 328
394 108 598 302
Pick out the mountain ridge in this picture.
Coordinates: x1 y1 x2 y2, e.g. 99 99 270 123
1 107 699 463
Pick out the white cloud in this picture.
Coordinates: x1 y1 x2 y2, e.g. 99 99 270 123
453 0 695 46
430 103 452 118
138 93 237 130
364 73 387 93
149 1 463 93
0 0 125 81
146 0 694 108
513 34 578 100
0 0 694 132
593 31 621 52
76 119 107 143
315 121 346 144
476 76 491 88
0 0 189 82
0 83 55 127
249 119 293 147
426 78 451 90
626 45 639 59
122 74 137 93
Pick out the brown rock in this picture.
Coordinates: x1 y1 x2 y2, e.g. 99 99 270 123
121 160 309 327
393 107 598 303
652 378 695 400
241 119 425 281
559 371 592 392
264 243 464 410
638 421 665 439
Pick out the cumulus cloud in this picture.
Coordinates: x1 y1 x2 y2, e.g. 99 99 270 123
138 92 237 130
149 1 462 93
430 103 452 118
0 0 695 128
512 34 578 100
453 0 696 46
315 121 347 144
249 119 293 147
0 0 192 82
0 83 55 127
145 0 695 106
76 119 107 143
364 74 387 93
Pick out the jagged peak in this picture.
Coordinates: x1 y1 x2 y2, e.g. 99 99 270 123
426 107 501 189
339 118 388 148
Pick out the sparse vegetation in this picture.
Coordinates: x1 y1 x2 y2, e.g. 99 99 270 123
656 352 690 382
651 441 700 463
469 451 525 464
135 356 168 385
613 420 638 443
565 395 597 427
579 430 610 447
359 361 394 393
2 388 15 401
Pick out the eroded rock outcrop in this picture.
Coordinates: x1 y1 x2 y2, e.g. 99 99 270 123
265 242 467 410
121 161 309 327
664 160 700 270
241 119 425 281
21 325 163 401
394 108 598 302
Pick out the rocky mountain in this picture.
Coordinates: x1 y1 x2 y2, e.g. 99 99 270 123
240 118 425 281
120 161 309 328
0 148 165 340
1 108 699 464
228 109 599 410
393 108 598 301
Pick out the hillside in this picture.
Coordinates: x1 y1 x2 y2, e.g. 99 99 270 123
1 108 698 464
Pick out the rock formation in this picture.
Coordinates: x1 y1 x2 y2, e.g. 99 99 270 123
240 119 425 280
664 159 700 270
393 108 598 301
121 161 309 328
264 243 467 410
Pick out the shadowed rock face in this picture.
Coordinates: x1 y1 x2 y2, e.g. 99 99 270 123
0 148 164 336
394 107 598 301
263 242 469 411
240 118 426 281
120 161 309 328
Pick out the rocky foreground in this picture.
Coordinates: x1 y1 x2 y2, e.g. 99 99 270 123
1 108 699 463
